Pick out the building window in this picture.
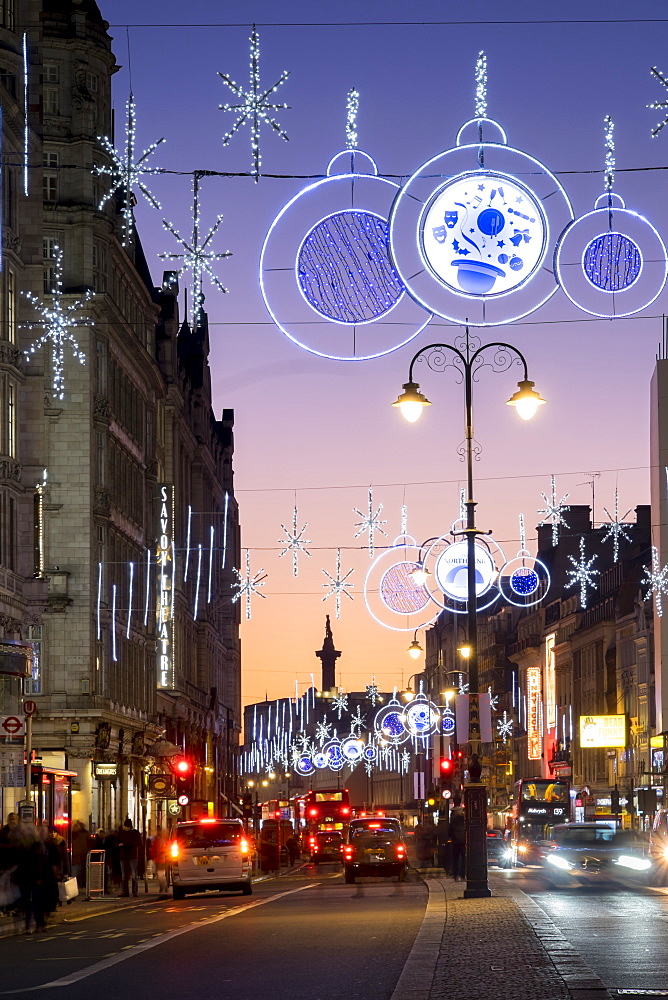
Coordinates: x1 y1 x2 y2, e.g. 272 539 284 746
92 242 107 293
86 72 98 94
0 490 16 570
0 0 16 31
43 87 59 116
6 268 16 343
43 151 58 203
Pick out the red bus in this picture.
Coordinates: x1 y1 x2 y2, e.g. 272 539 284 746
509 777 570 865
297 788 351 836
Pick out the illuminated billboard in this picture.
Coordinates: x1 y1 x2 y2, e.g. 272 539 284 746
579 715 626 748
156 484 174 690
527 666 542 760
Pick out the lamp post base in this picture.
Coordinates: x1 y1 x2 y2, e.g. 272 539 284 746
463 782 492 898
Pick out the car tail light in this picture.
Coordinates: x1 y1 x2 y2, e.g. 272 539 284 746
396 844 406 855
341 806 350 815
313 844 319 852
240 839 250 855
200 817 217 824
170 842 179 861
368 822 382 829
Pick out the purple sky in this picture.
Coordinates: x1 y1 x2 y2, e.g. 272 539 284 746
108 1 668 706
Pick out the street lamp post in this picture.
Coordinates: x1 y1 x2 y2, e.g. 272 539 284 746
393 327 545 898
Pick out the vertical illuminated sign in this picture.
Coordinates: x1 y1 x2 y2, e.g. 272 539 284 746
156 484 174 689
526 666 542 760
545 633 556 731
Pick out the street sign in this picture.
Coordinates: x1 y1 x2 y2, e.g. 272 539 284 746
168 800 182 817
23 701 37 717
0 716 24 738
177 793 189 806
94 762 118 778
148 773 174 797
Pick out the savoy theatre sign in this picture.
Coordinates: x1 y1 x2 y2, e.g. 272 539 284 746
156 485 174 690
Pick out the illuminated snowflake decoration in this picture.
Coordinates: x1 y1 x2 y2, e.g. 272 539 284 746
160 179 231 326
294 732 311 752
365 681 379 706
401 750 411 773
278 506 312 577
458 674 469 696
565 536 599 610
322 548 354 619
22 246 91 400
332 691 348 718
349 705 365 737
218 24 290 182
601 488 632 563
488 686 499 711
346 87 359 149
231 549 267 620
315 719 332 747
364 757 375 776
497 711 513 744
95 93 165 246
538 475 570 546
642 545 668 617
353 487 387 558
649 66 668 138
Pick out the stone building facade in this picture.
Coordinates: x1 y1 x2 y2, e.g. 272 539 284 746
0 0 240 834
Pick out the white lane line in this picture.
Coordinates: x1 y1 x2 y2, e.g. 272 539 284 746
1 884 318 993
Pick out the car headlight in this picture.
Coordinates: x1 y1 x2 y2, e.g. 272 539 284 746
517 845 527 854
615 854 652 872
546 854 573 871
503 849 514 860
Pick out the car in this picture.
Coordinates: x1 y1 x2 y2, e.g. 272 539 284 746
485 829 510 868
170 818 252 899
538 822 652 888
343 817 407 883
309 830 343 865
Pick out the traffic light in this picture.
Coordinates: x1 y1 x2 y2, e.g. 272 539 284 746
171 758 193 806
439 757 454 798
241 793 254 819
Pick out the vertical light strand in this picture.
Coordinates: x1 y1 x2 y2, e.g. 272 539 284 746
111 584 118 662
569 704 573 742
475 51 487 118
519 513 526 551
346 87 359 149
194 543 203 620
604 115 615 193
222 491 229 568
184 505 192 581
143 547 151 627
207 525 214 603
253 704 257 740
126 561 134 638
96 562 103 640
170 537 176 620
22 33 28 196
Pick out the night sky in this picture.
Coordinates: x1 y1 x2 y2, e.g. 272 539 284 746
107 0 668 706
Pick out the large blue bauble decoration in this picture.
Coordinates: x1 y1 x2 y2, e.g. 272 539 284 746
583 232 641 291
297 210 403 323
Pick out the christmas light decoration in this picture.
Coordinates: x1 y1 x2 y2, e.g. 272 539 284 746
388 52 573 327
649 66 668 138
222 492 230 569
565 536 599 609
496 711 512 744
353 487 387 558
555 115 667 316
143 547 151 627
321 548 354 618
278 506 312 576
207 526 214 603
349 705 365 736
184 505 192 582
537 475 570 546
232 549 267 620
193 543 202 620
475 51 487 119
218 24 290 182
364 532 435 631
601 488 632 563
111 584 118 662
94 93 164 246
332 690 348 718
365 681 379 706
96 562 102 640
315 719 332 746
160 176 231 326
126 561 134 639
499 513 551 607
22 33 28 197
22 246 91 400
642 545 668 617
346 88 359 149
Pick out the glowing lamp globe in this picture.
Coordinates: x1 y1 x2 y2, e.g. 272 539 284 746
392 381 431 423
506 379 546 421
407 638 423 659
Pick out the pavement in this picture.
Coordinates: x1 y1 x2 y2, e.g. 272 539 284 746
392 869 610 1000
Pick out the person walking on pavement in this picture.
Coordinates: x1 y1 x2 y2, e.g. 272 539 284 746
449 799 466 881
118 818 142 897
414 820 437 868
71 821 91 889
151 827 170 895
285 834 300 866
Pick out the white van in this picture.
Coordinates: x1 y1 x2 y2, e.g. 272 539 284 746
170 818 252 899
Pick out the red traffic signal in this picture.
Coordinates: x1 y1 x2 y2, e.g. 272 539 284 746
439 757 454 775
174 758 191 775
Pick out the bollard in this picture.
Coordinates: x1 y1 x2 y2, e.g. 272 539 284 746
86 849 106 900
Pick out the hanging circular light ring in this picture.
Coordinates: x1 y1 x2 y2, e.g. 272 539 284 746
260 150 432 360
363 534 439 631
389 140 573 326
402 693 440 738
554 197 667 318
421 533 505 614
374 699 410 744
498 553 551 608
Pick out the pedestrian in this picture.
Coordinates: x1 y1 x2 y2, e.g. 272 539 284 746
22 824 59 934
90 827 104 851
285 834 300 866
117 818 142 897
103 829 121 892
449 800 466 881
414 820 437 868
71 821 91 889
151 827 170 894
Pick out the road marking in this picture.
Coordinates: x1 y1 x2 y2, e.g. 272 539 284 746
1 884 318 993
